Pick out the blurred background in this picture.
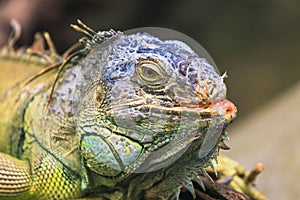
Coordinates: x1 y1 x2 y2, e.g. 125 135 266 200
0 0 299 199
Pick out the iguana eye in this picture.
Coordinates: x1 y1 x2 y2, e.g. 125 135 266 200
135 60 166 88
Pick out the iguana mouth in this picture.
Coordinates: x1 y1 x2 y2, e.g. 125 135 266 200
171 99 237 123
105 99 236 146
132 99 237 127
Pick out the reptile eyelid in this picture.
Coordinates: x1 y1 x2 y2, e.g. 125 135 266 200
135 60 167 88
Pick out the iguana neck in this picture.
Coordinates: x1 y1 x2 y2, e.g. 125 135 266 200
0 50 50 98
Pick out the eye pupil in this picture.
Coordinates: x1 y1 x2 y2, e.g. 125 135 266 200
144 68 156 77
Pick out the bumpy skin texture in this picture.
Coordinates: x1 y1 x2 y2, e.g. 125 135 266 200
0 27 236 200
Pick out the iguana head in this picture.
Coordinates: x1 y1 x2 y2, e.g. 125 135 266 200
76 28 236 182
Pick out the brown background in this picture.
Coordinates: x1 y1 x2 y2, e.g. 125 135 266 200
1 0 299 199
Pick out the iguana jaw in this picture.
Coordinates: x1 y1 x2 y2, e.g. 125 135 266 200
105 98 236 170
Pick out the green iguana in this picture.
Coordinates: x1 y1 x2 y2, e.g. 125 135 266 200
0 20 263 200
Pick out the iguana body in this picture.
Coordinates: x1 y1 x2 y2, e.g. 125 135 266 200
0 22 237 199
